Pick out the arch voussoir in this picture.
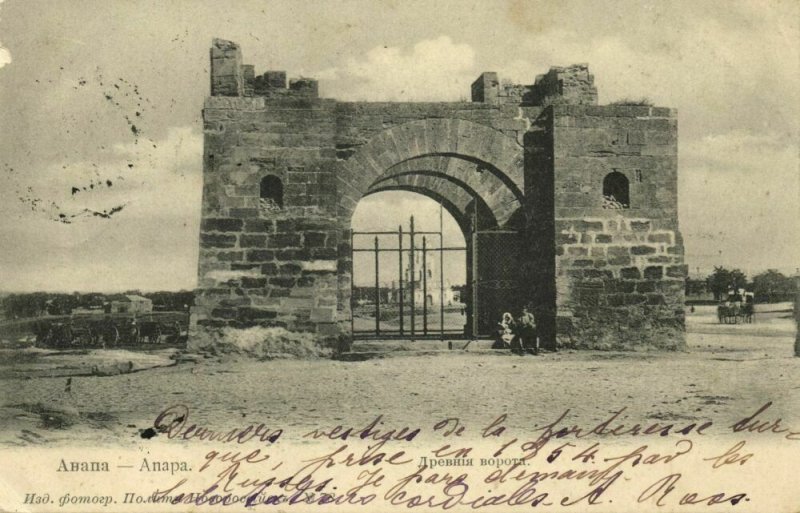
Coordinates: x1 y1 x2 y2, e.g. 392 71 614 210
336 118 524 218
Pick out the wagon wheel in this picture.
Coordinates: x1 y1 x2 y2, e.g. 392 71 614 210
35 326 51 348
147 324 162 345
102 325 119 347
51 325 73 348
76 329 94 347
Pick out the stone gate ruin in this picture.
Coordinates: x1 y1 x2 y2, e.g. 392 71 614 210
193 39 687 350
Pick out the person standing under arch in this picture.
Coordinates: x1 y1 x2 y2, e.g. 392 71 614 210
518 305 538 355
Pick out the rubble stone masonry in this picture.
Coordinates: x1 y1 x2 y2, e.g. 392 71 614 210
194 39 685 351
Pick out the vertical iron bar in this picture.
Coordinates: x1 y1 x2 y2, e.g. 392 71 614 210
423 236 428 335
472 199 479 338
410 216 415 338
398 225 404 336
350 229 354 338
439 202 444 341
374 236 380 335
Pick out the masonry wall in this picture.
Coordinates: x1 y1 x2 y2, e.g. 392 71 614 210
195 95 342 343
196 39 685 351
550 105 686 349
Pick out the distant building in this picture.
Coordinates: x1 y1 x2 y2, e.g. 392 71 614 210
107 295 153 314
399 250 456 308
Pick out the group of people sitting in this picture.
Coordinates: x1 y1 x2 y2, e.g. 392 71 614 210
492 306 538 355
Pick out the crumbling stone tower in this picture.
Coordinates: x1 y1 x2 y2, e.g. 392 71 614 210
194 39 686 350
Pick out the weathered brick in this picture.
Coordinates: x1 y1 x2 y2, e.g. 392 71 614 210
202 218 243 232
276 249 311 261
666 265 687 278
631 245 656 255
218 297 251 307
211 307 238 319
280 263 303 275
216 251 244 262
238 307 278 321
648 233 671 244
636 281 657 293
311 248 337 259
568 246 588 256
269 233 302 247
608 246 630 258
595 234 613 243
584 269 613 280
297 219 336 231
609 281 635 293
590 247 605 257
270 277 296 288
201 233 236 248
244 219 274 232
276 219 297 232
246 249 274 262
240 234 267 248
630 220 651 232
644 266 663 280
197 319 229 328
231 263 261 271
624 294 648 305
608 254 631 266
573 220 604 232
606 294 625 307
241 276 267 288
229 208 260 218
298 276 316 287
304 232 328 248
620 267 641 280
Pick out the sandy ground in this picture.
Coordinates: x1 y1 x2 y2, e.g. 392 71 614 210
0 305 797 447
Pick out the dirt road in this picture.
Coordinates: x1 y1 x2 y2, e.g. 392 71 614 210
0 305 797 447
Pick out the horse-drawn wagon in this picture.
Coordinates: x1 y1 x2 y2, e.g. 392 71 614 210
33 312 187 349
717 302 754 324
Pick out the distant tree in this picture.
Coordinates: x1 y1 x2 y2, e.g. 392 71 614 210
706 267 747 300
685 278 708 297
751 270 795 303
2 293 49 319
77 292 107 309
144 290 195 311
46 294 78 315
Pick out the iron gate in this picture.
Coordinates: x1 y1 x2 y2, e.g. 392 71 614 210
351 213 468 339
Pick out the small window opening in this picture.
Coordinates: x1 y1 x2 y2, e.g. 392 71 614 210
635 169 643 183
259 175 283 213
602 171 630 209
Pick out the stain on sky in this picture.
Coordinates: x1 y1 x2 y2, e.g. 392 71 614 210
91 70 154 147
56 204 127 224
7 65 159 223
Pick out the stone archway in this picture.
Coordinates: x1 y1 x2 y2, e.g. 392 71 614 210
335 118 524 222
336 119 525 338
195 39 686 351
371 155 523 228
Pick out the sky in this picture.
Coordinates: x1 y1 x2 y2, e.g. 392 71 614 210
0 0 797 292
